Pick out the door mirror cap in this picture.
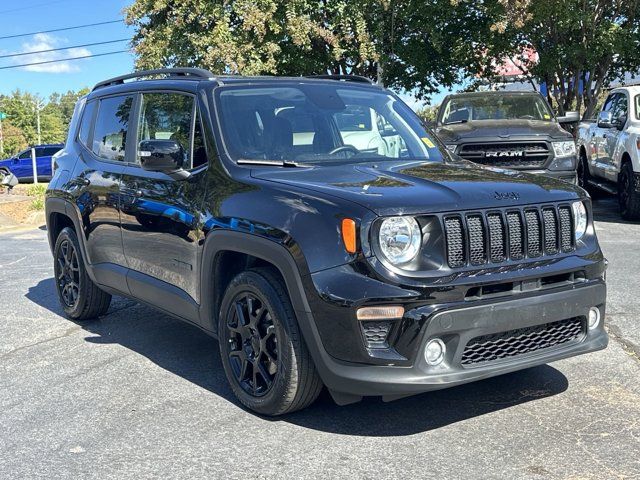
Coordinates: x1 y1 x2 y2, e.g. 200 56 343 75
139 140 190 180
557 111 580 123
597 111 614 128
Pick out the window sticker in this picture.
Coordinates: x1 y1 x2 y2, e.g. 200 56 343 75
421 137 435 148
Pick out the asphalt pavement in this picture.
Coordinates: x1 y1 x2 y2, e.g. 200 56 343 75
0 195 639 479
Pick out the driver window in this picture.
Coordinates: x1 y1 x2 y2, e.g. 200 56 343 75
18 150 31 159
137 93 194 166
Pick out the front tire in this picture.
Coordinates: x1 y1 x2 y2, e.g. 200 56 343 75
218 268 322 416
618 162 640 220
578 151 600 197
53 227 111 320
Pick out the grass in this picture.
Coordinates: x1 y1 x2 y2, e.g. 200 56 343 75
29 196 44 211
25 184 47 197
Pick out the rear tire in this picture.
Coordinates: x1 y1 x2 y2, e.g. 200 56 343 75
218 268 323 416
618 162 640 220
53 227 111 320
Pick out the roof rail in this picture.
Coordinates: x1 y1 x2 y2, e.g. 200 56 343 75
305 74 375 85
92 67 215 91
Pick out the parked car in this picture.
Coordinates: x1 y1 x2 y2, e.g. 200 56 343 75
434 91 580 183
576 86 640 219
0 144 63 182
46 68 607 416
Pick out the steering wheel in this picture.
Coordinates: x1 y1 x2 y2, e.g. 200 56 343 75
328 145 360 156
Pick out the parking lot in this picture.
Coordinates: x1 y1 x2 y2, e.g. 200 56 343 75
0 195 638 479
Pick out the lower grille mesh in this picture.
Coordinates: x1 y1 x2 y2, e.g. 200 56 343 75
460 317 585 366
360 321 393 349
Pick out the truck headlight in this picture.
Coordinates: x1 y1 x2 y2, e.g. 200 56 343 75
379 216 422 265
552 141 576 158
572 201 587 240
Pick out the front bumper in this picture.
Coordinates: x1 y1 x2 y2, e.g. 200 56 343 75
302 281 607 399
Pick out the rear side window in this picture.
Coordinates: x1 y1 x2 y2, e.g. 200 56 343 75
78 101 96 148
92 95 133 161
44 147 62 156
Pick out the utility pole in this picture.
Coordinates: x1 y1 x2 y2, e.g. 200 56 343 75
34 99 44 145
0 112 5 156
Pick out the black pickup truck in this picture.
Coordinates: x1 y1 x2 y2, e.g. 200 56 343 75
435 91 580 184
46 70 607 415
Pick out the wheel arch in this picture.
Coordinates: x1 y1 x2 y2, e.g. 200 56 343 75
199 230 313 336
45 197 96 284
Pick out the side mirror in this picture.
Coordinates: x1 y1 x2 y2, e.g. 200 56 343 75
616 114 627 131
597 111 614 128
557 111 580 123
139 140 190 180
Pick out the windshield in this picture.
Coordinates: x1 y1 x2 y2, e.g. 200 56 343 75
215 84 444 165
440 94 553 124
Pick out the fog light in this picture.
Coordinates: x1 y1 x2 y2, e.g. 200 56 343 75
588 307 601 329
424 338 446 366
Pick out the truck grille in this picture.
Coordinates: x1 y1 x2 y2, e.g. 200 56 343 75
460 317 585 366
443 205 574 269
458 142 549 168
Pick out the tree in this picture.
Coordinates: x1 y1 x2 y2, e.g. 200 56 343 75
125 0 381 77
1 120 28 156
485 0 640 119
124 0 500 97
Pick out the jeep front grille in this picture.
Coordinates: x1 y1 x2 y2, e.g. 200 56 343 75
458 142 550 168
460 317 585 366
443 205 574 268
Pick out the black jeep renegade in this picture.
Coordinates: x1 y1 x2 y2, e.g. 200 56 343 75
45 68 608 415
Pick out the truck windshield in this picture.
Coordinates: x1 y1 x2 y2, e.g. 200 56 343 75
440 94 553 124
214 84 444 165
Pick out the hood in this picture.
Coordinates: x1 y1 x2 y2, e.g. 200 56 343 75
436 119 571 144
251 160 583 216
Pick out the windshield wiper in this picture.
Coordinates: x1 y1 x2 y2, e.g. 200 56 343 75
443 119 468 125
237 159 300 167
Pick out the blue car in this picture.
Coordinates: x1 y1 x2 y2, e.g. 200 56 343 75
0 144 63 182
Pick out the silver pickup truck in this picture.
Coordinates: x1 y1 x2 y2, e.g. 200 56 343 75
576 86 640 219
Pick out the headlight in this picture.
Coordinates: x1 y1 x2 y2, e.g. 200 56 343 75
572 201 587 240
552 141 576 158
445 144 457 153
378 216 422 265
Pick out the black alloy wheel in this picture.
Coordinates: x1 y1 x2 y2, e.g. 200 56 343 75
53 227 111 320
55 239 80 308
226 292 279 397
218 268 323 415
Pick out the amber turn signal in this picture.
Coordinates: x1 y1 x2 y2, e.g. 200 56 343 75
341 218 357 254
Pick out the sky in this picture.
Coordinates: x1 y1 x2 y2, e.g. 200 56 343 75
0 0 457 108
0 0 135 98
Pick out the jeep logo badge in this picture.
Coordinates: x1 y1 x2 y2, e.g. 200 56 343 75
485 150 525 157
494 191 521 200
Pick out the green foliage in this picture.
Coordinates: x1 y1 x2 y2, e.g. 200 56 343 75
0 87 87 157
26 183 47 197
124 0 496 97
484 0 640 119
29 196 44 211
415 104 440 124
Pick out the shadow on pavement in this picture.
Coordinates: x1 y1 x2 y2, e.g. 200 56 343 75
591 194 637 225
27 277 569 436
